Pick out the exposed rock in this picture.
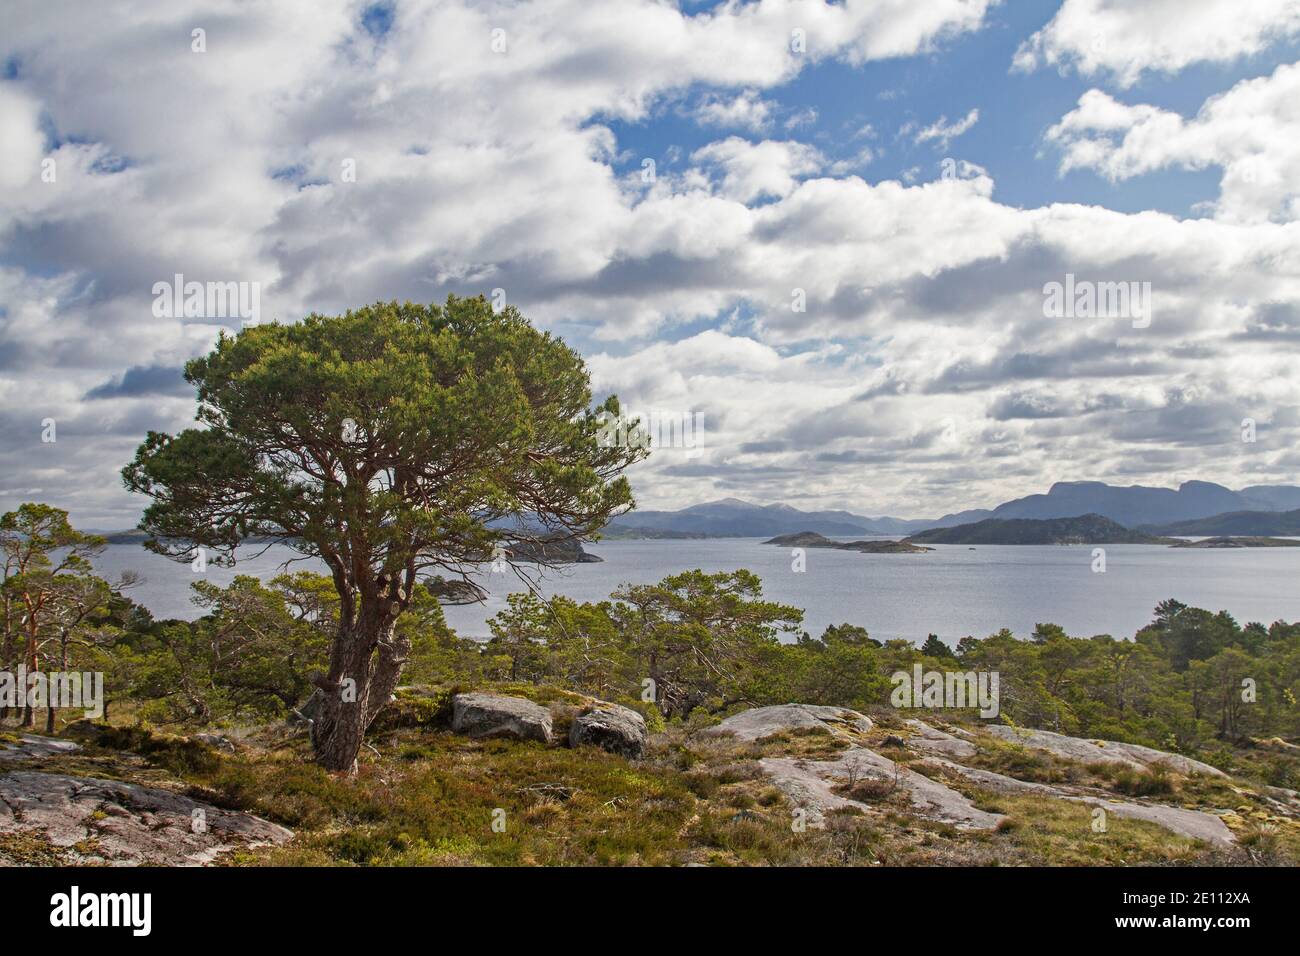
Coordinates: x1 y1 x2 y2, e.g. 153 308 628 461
191 732 237 753
904 719 977 759
840 747 1005 829
451 692 553 743
1257 785 1300 818
755 757 877 828
920 755 1237 847
986 725 1227 777
759 745 1003 830
702 704 873 742
569 703 647 758
1255 737 1300 754
0 734 81 761
919 756 1059 795
1077 798 1236 848
0 769 292 866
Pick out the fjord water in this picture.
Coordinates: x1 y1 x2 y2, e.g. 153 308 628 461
91 537 1300 644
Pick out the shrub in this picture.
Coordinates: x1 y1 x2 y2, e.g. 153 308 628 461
1112 765 1176 797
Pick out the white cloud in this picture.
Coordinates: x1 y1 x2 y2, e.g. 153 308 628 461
0 85 45 190
2 0 1299 521
912 107 980 150
1046 63 1300 222
691 90 776 133
1015 0 1300 86
691 137 824 202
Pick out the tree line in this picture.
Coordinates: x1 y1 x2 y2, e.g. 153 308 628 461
4 512 1297 788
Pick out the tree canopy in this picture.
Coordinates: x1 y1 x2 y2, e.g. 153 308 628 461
123 296 643 770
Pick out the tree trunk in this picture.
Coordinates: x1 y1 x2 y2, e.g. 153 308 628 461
311 606 410 773
48 640 67 734
20 636 37 728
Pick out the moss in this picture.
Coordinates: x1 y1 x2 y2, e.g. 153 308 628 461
0 830 69 865
368 686 455 733
88 725 222 777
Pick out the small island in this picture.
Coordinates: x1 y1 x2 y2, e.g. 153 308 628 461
763 531 933 553
505 536 603 563
1170 536 1300 549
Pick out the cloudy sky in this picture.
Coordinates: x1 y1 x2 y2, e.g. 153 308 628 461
2 0 1300 527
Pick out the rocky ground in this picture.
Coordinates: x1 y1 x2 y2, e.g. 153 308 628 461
0 734 291 865
1 692 1296 866
704 705 1242 847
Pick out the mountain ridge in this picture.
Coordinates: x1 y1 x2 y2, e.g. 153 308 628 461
1144 508 1300 536
905 514 1170 546
605 481 1300 538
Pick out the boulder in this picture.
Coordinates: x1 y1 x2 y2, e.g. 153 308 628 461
192 732 237 753
702 704 873 742
451 692 553 743
569 704 648 758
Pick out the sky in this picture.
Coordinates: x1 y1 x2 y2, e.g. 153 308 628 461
2 0 1300 526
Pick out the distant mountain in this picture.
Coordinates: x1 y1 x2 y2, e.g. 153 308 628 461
983 481 1300 527
1145 509 1300 536
905 514 1169 545
604 498 980 538
607 498 870 536
597 525 711 540
602 481 1300 539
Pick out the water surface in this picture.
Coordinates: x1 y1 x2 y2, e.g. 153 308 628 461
90 537 1300 644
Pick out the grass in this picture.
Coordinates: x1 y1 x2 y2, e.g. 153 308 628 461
4 697 1297 867
204 731 711 866
1110 764 1177 797
978 792 1207 866
964 738 1084 784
